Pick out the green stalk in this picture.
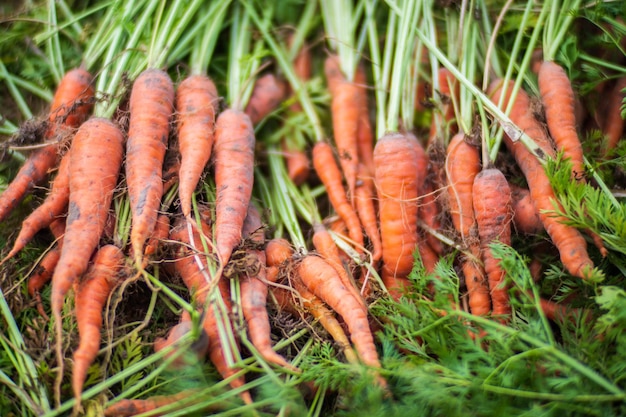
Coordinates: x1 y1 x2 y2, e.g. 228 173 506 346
188 0 232 75
365 0 387 139
320 0 358 81
46 0 64 83
0 61 34 120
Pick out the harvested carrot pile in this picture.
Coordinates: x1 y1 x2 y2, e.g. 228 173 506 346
1 1 625 416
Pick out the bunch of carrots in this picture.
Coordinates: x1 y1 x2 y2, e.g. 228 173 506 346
1 0 625 415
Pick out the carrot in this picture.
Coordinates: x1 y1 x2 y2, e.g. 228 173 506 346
324 54 344 97
599 76 626 157
354 163 382 262
50 117 124 402
489 80 595 279
126 68 175 264
472 168 513 319
212 109 256 268
296 254 384 385
312 222 367 310
373 132 427 299
510 184 543 235
176 74 219 218
103 389 230 417
72 244 125 409
354 64 375 176
143 214 171 260
28 239 62 320
239 205 296 370
330 79 361 202
265 237 296 268
170 217 252 405
0 67 93 223
418 179 444 256
312 141 364 250
537 61 585 180
244 73 287 125
153 314 209 369
2 151 70 262
429 67 458 146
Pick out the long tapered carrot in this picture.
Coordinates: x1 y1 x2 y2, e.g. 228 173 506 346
50 117 124 403
170 217 252 405
355 64 375 177
489 79 595 280
126 68 175 264
212 109 256 268
373 132 427 299
599 76 626 157
239 204 295 370
3 151 71 262
176 74 219 218
354 163 382 262
473 168 513 319
72 244 125 408
538 60 585 180
244 73 287 125
312 141 364 250
0 67 93 223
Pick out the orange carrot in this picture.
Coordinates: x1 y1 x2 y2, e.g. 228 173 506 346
239 205 295 370
103 389 228 417
354 64 375 176
170 217 252 405
418 179 444 256
599 76 626 157
50 117 124 402
373 132 427 299
354 163 382 262
429 67 458 146
0 67 93 223
538 61 585 180
312 222 367 310
143 214 171 260
510 184 543 235
472 168 513 319
489 79 595 279
324 54 344 97
312 141 364 249
27 221 63 319
3 151 70 261
176 74 219 218
244 73 287 125
212 109 256 268
153 314 209 369
72 244 125 408
126 68 175 263
330 80 361 202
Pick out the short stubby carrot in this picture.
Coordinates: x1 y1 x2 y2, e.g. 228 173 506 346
0 67 93 223
374 132 426 298
472 168 513 319
510 184 543 235
312 141 364 250
538 60 585 180
212 108 256 268
72 244 125 407
265 237 295 268
176 74 219 218
244 73 287 125
126 68 175 263
489 79 595 279
3 151 71 262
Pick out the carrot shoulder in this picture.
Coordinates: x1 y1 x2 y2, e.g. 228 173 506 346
126 68 175 263
212 108 256 268
176 74 219 218
0 67 93 223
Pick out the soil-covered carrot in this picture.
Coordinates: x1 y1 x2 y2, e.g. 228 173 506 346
3 151 71 261
373 132 426 298
50 117 124 400
473 168 513 319
354 163 382 262
510 184 543 235
126 68 175 263
538 60 585 180
0 67 93 223
312 141 364 250
212 109 256 268
72 244 125 408
244 73 287 125
489 79 595 279
176 74 219 218
239 204 295 370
